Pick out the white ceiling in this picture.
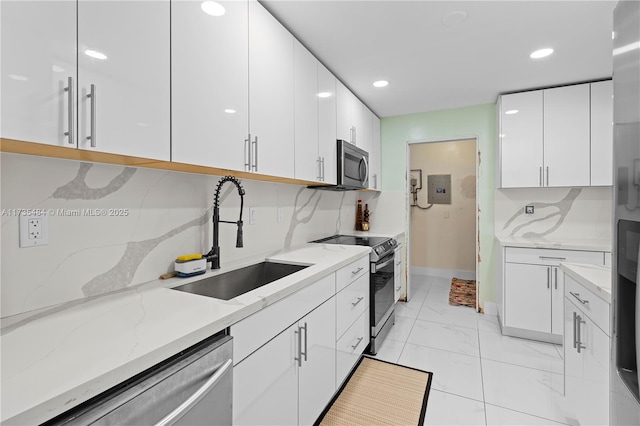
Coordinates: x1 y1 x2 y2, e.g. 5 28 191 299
260 0 615 118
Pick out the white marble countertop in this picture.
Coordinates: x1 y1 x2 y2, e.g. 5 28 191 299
496 235 611 252
1 243 370 425
560 263 612 303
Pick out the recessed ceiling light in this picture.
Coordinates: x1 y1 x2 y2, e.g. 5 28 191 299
317 92 331 98
224 108 236 114
530 48 553 59
8 74 28 81
201 1 225 16
505 110 519 115
442 11 468 26
373 80 389 88
85 49 107 60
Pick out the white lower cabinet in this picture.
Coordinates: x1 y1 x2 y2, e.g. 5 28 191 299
563 274 610 425
233 322 298 426
232 254 369 425
233 297 336 426
394 246 403 302
499 246 605 342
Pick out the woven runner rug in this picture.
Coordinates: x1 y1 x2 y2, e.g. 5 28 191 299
448 277 476 308
316 357 432 426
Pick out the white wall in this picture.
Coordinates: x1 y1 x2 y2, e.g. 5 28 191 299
0 153 389 320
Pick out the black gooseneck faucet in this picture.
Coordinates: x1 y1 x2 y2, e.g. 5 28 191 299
205 176 245 269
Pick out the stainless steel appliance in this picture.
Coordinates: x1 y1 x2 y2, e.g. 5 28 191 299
311 234 398 355
313 140 369 190
611 1 640 424
46 333 233 426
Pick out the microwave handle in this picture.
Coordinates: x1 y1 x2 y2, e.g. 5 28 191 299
360 156 369 186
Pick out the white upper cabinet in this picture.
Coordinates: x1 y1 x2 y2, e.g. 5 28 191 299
590 80 613 186
543 84 590 187
337 81 364 145
77 1 170 160
360 106 374 158
1 0 77 147
248 0 294 178
499 82 611 188
500 90 544 188
171 0 249 170
294 40 320 182
318 63 337 184
370 114 381 190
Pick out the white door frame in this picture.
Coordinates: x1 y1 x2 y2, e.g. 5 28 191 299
404 136 480 311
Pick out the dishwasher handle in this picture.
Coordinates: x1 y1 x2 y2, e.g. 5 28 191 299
154 358 233 426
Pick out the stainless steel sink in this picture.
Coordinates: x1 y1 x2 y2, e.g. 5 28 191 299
171 261 309 300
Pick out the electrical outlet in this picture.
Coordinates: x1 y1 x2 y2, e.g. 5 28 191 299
19 213 49 247
249 207 257 225
525 205 534 214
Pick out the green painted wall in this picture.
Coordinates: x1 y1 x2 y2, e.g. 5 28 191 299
380 103 497 308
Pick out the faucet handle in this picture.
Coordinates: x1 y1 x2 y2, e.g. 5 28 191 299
236 220 244 248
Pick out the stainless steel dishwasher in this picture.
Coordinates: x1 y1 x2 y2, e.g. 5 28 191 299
46 333 233 426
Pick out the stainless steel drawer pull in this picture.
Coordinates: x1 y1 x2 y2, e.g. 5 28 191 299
251 135 258 172
294 327 302 367
64 76 74 144
569 291 589 305
351 296 364 307
547 267 551 289
538 256 567 260
539 166 542 187
244 135 251 171
87 84 96 147
396 286 401 292
351 336 364 349
154 359 232 426
572 311 578 349
320 157 325 181
352 267 364 275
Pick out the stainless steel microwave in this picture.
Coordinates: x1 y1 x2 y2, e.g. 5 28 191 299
310 140 369 191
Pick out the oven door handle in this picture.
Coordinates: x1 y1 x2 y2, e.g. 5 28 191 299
375 256 395 270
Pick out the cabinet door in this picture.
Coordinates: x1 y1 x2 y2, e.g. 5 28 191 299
500 91 543 188
590 80 613 186
233 323 298 426
394 247 402 301
581 316 610 426
77 1 170 160
248 0 294 178
298 298 336 426
318 63 337 184
505 263 551 333
171 0 248 170
294 40 319 182
0 0 76 147
370 114 382 190
359 106 373 156
336 81 356 143
564 298 583 416
551 266 564 335
543 84 590 187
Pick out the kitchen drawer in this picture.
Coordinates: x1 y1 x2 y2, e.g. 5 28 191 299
336 255 369 292
336 273 369 339
336 308 369 388
565 274 610 335
394 275 402 302
231 273 335 364
505 247 603 266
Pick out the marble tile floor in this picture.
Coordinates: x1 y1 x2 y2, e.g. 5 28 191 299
373 274 574 426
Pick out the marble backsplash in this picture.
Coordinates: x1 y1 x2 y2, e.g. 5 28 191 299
1 153 393 320
495 186 612 241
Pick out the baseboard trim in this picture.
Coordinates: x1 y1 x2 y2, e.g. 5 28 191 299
500 324 562 345
410 266 476 281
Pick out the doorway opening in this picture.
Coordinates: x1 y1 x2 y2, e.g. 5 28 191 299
406 138 479 311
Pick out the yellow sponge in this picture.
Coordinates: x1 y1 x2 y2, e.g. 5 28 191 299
176 253 203 262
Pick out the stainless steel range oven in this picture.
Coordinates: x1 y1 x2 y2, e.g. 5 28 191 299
311 234 397 355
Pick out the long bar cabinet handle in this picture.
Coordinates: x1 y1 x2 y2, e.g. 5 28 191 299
64 76 74 144
87 84 96 147
569 292 589 305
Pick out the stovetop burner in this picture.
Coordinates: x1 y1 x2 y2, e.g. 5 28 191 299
311 234 397 262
